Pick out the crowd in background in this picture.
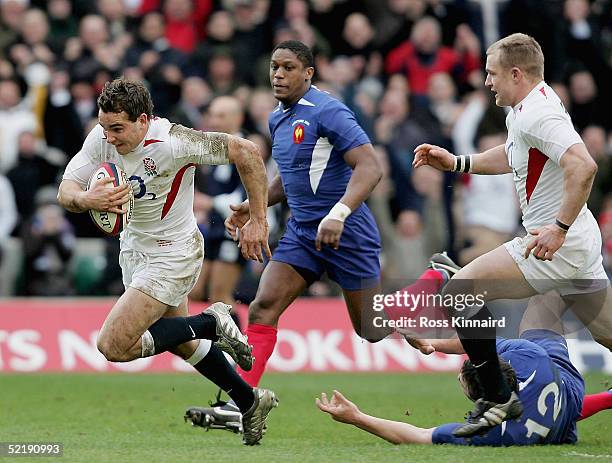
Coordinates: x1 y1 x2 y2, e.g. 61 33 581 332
0 0 610 299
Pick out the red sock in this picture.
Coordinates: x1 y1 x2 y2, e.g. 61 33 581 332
384 269 445 321
238 323 277 387
578 390 612 420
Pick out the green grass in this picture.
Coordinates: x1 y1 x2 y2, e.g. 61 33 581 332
0 373 610 462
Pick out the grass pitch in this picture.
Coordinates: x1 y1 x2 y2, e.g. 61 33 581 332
1 372 610 462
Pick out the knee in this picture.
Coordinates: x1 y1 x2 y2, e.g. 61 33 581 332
97 334 128 362
248 297 282 325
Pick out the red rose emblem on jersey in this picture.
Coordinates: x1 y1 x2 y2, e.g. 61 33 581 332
293 124 305 144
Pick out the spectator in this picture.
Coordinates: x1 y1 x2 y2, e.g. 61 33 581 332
6 8 55 72
0 0 27 59
245 87 276 137
43 68 86 157
562 0 612 104
207 49 242 97
169 76 212 128
46 0 77 52
124 11 187 114
21 188 75 296
425 0 472 47
188 7 264 86
371 0 427 56
6 129 63 230
337 12 382 79
96 0 129 40
374 87 428 242
0 78 37 172
385 16 481 103
64 14 129 79
309 0 366 55
502 0 565 81
283 0 331 58
163 0 212 54
427 72 462 138
568 69 606 131
232 0 268 85
70 77 97 130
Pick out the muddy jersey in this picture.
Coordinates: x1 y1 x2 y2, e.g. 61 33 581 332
63 117 230 253
505 82 586 230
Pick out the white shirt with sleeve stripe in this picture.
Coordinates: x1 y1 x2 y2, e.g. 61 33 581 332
63 117 230 253
504 82 586 231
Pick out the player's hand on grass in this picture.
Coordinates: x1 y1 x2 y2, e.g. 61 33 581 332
83 177 130 214
316 219 344 251
316 390 360 424
524 224 566 261
413 144 455 171
224 201 250 241
238 216 272 263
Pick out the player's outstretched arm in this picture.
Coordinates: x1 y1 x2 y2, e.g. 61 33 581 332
58 178 129 214
227 136 271 262
413 143 511 175
316 390 433 445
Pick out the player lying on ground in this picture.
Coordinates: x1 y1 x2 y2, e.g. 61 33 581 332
317 332 612 446
57 78 277 445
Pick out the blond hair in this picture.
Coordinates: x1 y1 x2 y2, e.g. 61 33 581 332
487 33 544 80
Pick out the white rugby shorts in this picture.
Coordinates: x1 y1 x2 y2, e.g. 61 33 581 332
504 210 608 295
120 230 204 306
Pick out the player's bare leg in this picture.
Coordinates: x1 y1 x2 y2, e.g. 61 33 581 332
97 287 169 362
97 286 252 369
343 283 392 342
446 245 537 300
248 261 310 327
563 284 612 350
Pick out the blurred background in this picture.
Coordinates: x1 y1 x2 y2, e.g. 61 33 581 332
0 0 610 304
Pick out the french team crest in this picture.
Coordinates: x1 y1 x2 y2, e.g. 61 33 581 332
143 157 158 176
293 124 305 144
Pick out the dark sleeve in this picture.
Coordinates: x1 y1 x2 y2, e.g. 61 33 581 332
432 423 503 446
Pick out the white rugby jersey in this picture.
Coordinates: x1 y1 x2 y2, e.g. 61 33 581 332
63 117 230 252
505 82 586 230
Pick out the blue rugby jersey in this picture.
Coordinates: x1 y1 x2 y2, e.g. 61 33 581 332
268 86 375 227
433 333 584 446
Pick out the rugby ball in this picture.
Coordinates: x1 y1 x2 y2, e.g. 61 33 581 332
87 162 134 236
